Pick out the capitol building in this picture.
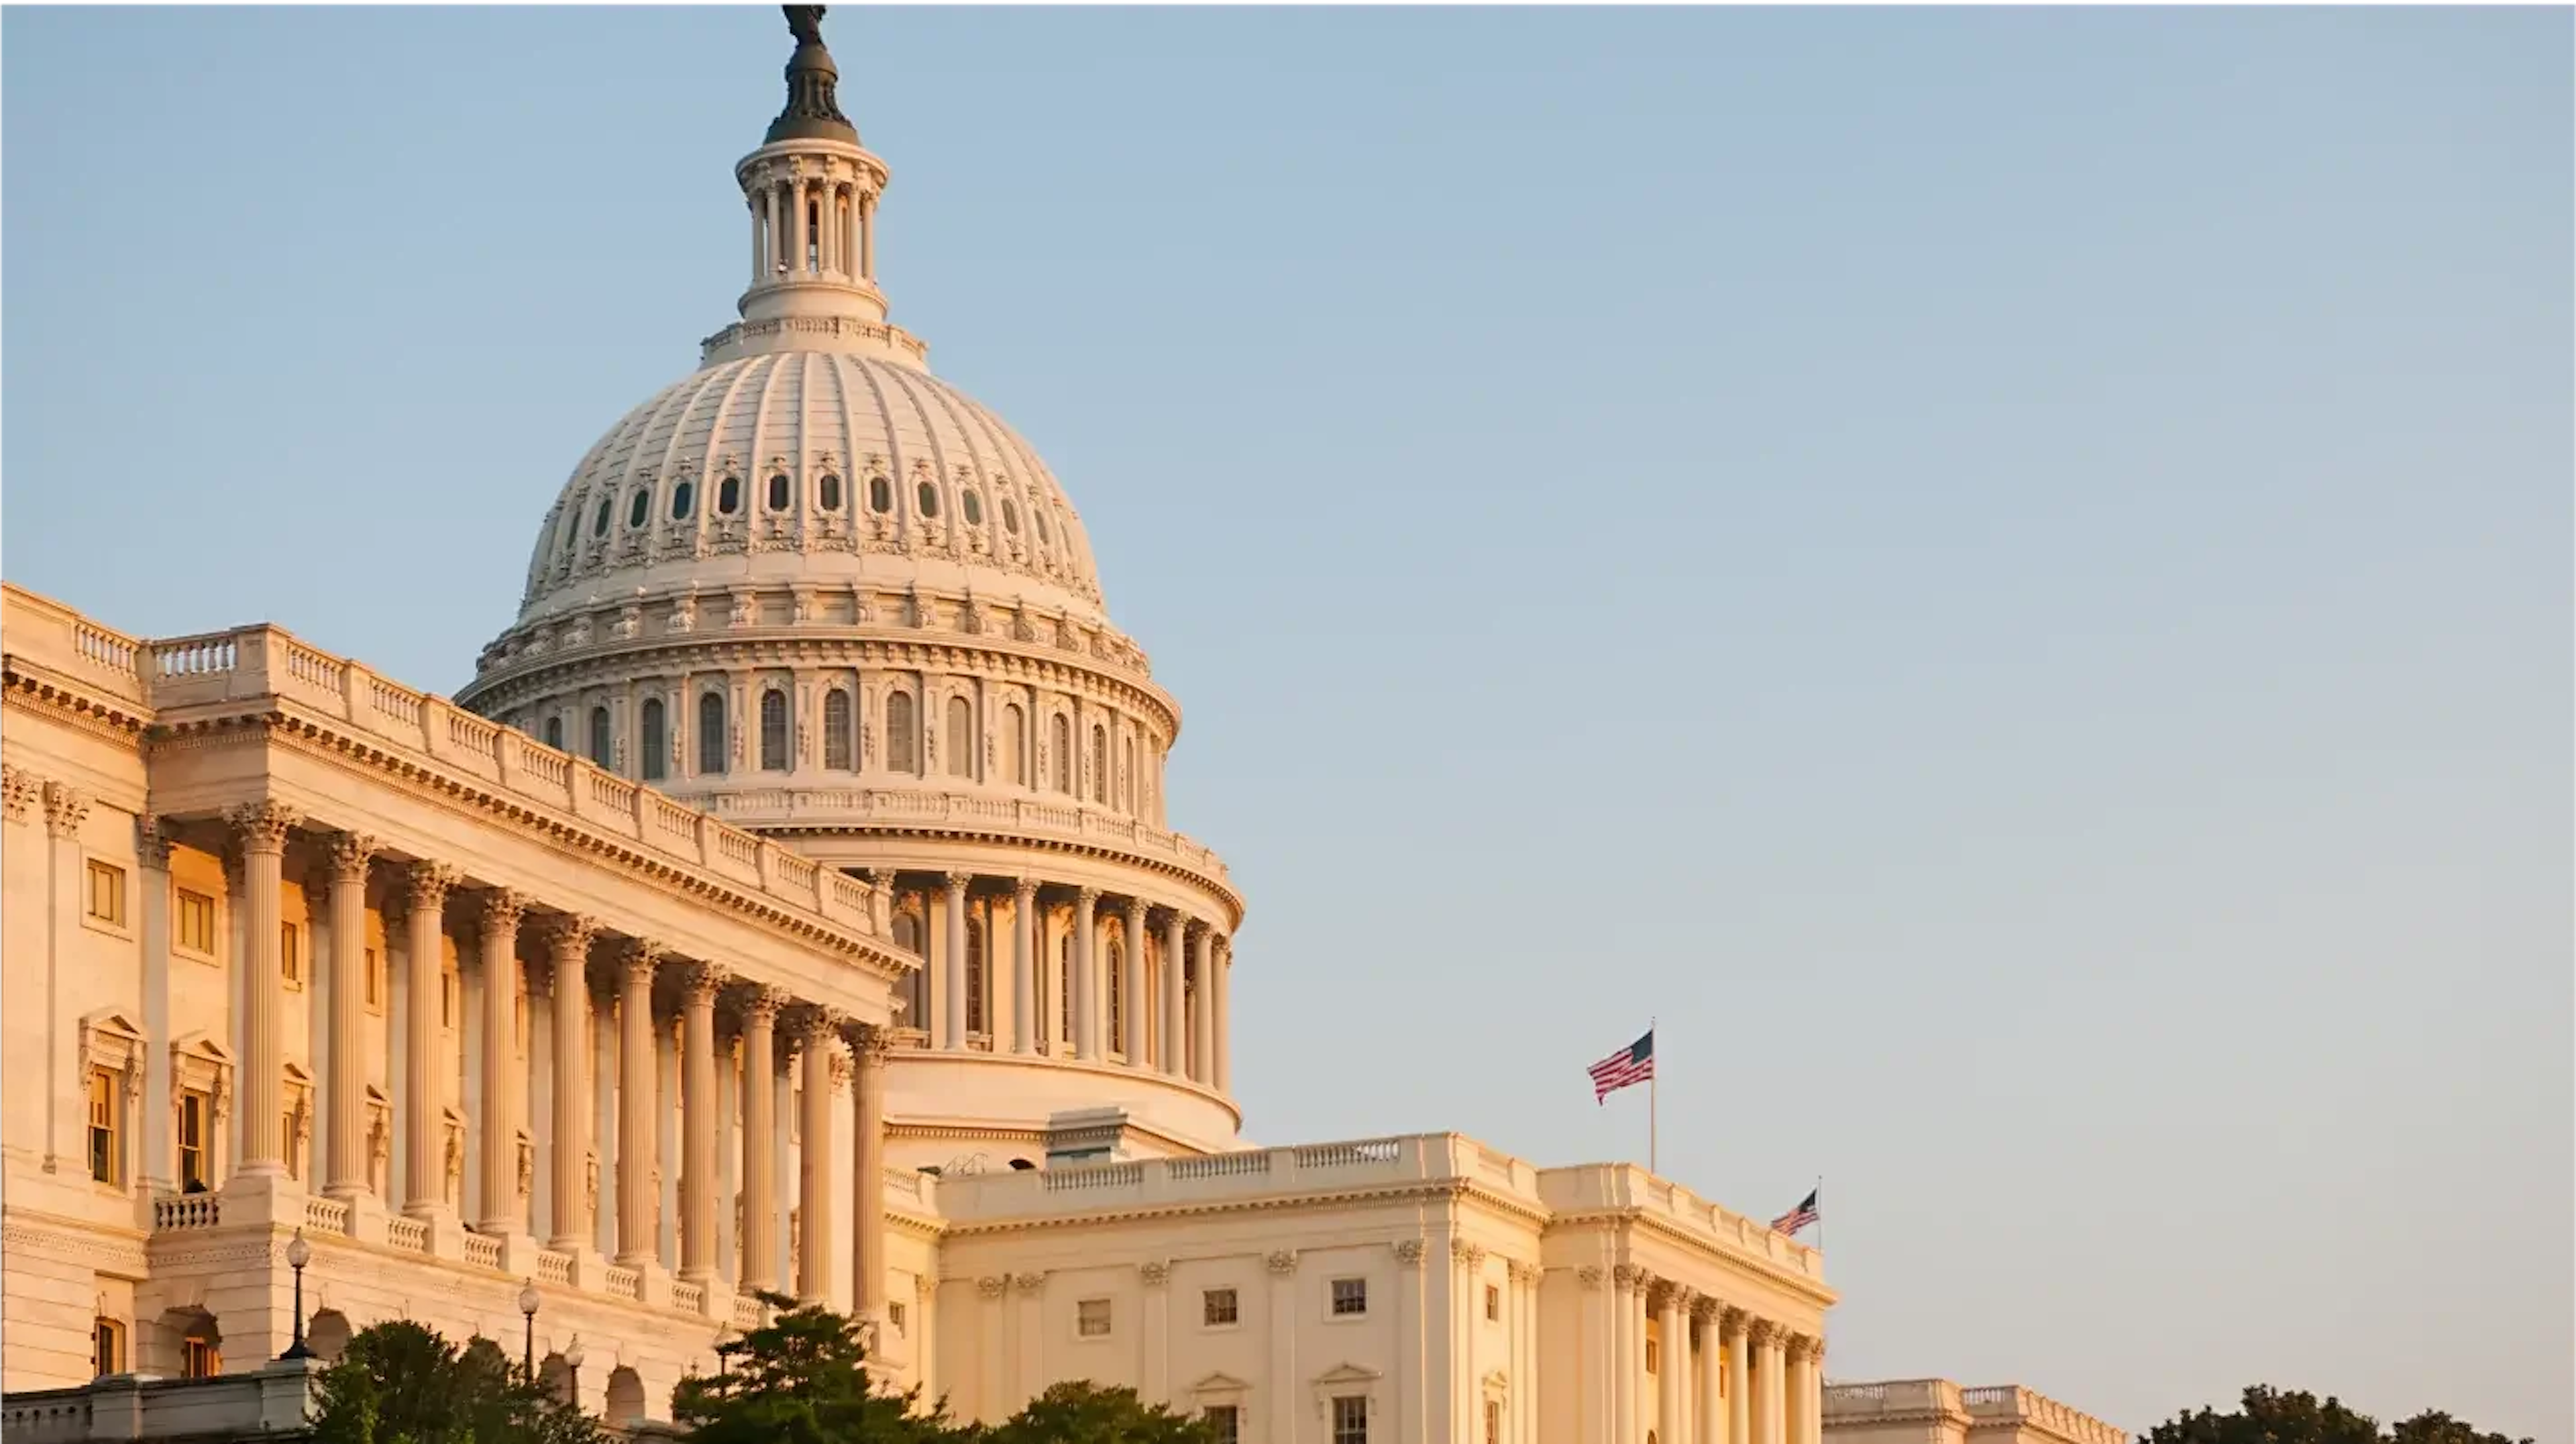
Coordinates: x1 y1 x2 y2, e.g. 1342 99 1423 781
0 13 2120 1444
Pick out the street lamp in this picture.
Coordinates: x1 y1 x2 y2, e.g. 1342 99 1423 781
279 1231 314 1361
563 1334 584 1407
517 1280 540 1377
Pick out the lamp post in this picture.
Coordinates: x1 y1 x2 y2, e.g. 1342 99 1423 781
518 1280 540 1378
563 1335 584 1408
279 1231 314 1360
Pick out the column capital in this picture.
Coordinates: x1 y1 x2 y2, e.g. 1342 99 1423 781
678 961 729 1002
863 866 897 890
43 781 93 838
325 831 381 882
617 937 667 986
136 815 177 868
977 1276 1009 1299
1450 1238 1485 1265
1666 1284 1699 1313
536 913 602 958
1 764 40 826
477 888 530 933
403 860 462 911
1721 1304 1749 1339
1577 1265 1605 1290
1393 1239 1426 1268
221 799 297 852
1507 1258 1542 1285
1611 1263 1646 1292
1791 1333 1824 1363
1690 1294 1721 1323
842 1021 894 1066
1138 1259 1171 1288
794 1004 851 1043
740 984 789 1023
1748 1317 1779 1347
1264 1249 1299 1276
1012 1271 1047 1293
1011 874 1038 899
1075 885 1102 906
942 870 973 891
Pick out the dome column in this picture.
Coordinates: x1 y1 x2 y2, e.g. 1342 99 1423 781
1189 923 1214 1086
1072 887 1101 1061
1010 877 1037 1055
1159 909 1187 1077
1121 896 1147 1062
737 988 784 1292
1213 934 1233 1092
941 872 969 1049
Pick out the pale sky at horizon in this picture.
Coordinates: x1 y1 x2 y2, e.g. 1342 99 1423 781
4 5 2568 1438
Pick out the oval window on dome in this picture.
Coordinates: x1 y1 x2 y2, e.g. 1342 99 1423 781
869 476 892 513
961 489 983 526
717 476 742 515
1002 499 1020 535
819 474 843 511
1034 507 1051 543
916 480 941 519
627 489 650 529
669 480 695 520
592 497 613 537
767 472 791 512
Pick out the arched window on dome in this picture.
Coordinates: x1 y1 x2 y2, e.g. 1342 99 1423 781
717 476 742 516
823 688 853 771
557 511 578 556
1003 704 1028 786
1034 505 1051 544
1002 499 1020 535
885 691 916 774
1051 714 1073 796
592 497 613 537
1057 933 1073 1046
589 706 614 769
1106 938 1124 1056
819 474 843 512
766 472 791 513
961 489 983 526
759 689 788 772
945 697 973 779
640 698 667 782
669 480 695 521
916 480 941 519
1089 725 1108 805
627 490 649 530
543 715 564 752
965 911 986 1035
869 476 892 514
698 691 727 776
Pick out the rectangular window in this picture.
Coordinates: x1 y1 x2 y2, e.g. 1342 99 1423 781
1332 1396 1368 1444
178 1092 209 1191
280 922 302 986
443 969 460 1030
1647 1338 1660 1375
1485 1284 1500 1321
86 860 126 927
889 1301 906 1332
93 1319 124 1378
1485 1400 1501 1444
87 1069 120 1186
1202 1287 1239 1327
1204 1406 1241 1444
1330 1276 1368 1317
176 890 217 954
180 1335 219 1380
1076 1298 1112 1338
364 948 382 1009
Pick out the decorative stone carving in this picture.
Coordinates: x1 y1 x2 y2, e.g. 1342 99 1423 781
478 888 529 933
1451 1239 1485 1265
537 913 601 959
618 937 667 986
1010 606 1038 643
1611 1264 1644 1292
222 800 297 852
678 961 730 1002
1690 1294 1721 1323
404 860 462 912
612 603 643 640
326 832 380 882
1392 1240 1426 1267
742 986 788 1025
957 595 984 636
1577 1266 1605 1290
1138 1260 1170 1288
1720 1305 1748 1339
565 614 593 648
728 590 757 629
908 588 938 629
1265 1249 1298 1276
667 592 699 634
136 815 175 868
1748 1318 1778 1346
1012 1272 1046 1292
1 764 40 825
977 1276 1007 1299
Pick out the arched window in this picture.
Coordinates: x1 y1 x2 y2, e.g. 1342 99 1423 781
1002 499 1020 535
1004 704 1028 786
916 480 941 518
1034 507 1051 543
698 692 727 775
592 497 613 537
869 475 892 513
766 472 791 512
823 688 853 770
961 489 983 526
717 475 743 515
627 490 649 529
1090 725 1108 804
557 511 578 556
670 480 695 519
886 691 916 774
1107 939 1124 1054
819 474 843 511
1052 715 1073 795
543 715 564 751
588 706 613 768
759 690 789 772
945 697 973 778
640 698 667 781
965 914 986 1035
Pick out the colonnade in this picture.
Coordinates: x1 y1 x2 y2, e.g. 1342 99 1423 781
750 171 873 287
871 869 1230 1091
203 803 896 1319
1595 1265 1823 1444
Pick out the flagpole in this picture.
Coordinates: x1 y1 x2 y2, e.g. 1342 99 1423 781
1815 1174 1825 1257
1649 1017 1658 1176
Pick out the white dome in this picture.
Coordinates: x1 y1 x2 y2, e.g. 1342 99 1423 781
519 349 1106 626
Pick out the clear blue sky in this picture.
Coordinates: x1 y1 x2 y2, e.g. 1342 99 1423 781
6 5 2567 1436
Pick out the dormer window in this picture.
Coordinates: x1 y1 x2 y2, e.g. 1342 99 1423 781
718 475 743 515
670 480 696 519
767 472 792 511
820 474 843 511
1034 507 1051 543
627 489 650 529
961 488 984 525
1002 499 1020 534
916 480 941 519
869 476 893 513
591 497 613 537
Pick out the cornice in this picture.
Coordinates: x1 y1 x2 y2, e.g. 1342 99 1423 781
763 821 1243 921
1 1208 153 1274
938 1176 1504 1239
1545 1205 1836 1307
3 665 152 743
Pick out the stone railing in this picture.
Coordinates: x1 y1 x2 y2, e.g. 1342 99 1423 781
304 1196 351 1235
386 1217 429 1253
152 1194 220 1231
604 1265 643 1302
731 1294 767 1331
1824 1380 1964 1421
671 1278 705 1314
677 785 1234 892
3 1361 324 1444
0 584 881 943
940 1134 1548 1227
1962 1386 2126 1444
1535 1159 1828 1284
537 1250 574 1286
463 1233 504 1271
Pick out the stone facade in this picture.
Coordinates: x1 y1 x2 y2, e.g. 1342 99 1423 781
1824 1380 2126 1444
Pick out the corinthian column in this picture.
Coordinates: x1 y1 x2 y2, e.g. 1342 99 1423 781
1159 909 1186 1076
1071 888 1100 1061
1121 896 1147 1062
1610 1266 1641 1444
678 963 726 1281
1725 1310 1752 1444
1010 878 1037 1055
225 803 299 1178
739 988 784 1292
474 890 527 1232
796 1012 845 1302
848 1023 889 1323
1750 1321 1782 1444
542 917 598 1250
1189 924 1214 1084
1696 1298 1725 1444
1660 1286 1689 1444
401 862 458 1215
323 834 378 1198
1212 935 1232 1091
615 941 663 1266
943 873 969 1049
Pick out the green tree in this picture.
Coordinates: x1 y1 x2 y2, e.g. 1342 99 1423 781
2143 1387 2532 1444
309 1319 599 1444
983 1382 1215 1444
669 1292 957 1444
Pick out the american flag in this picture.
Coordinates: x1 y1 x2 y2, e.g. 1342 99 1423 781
1771 1188 1821 1236
1587 1029 1655 1103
